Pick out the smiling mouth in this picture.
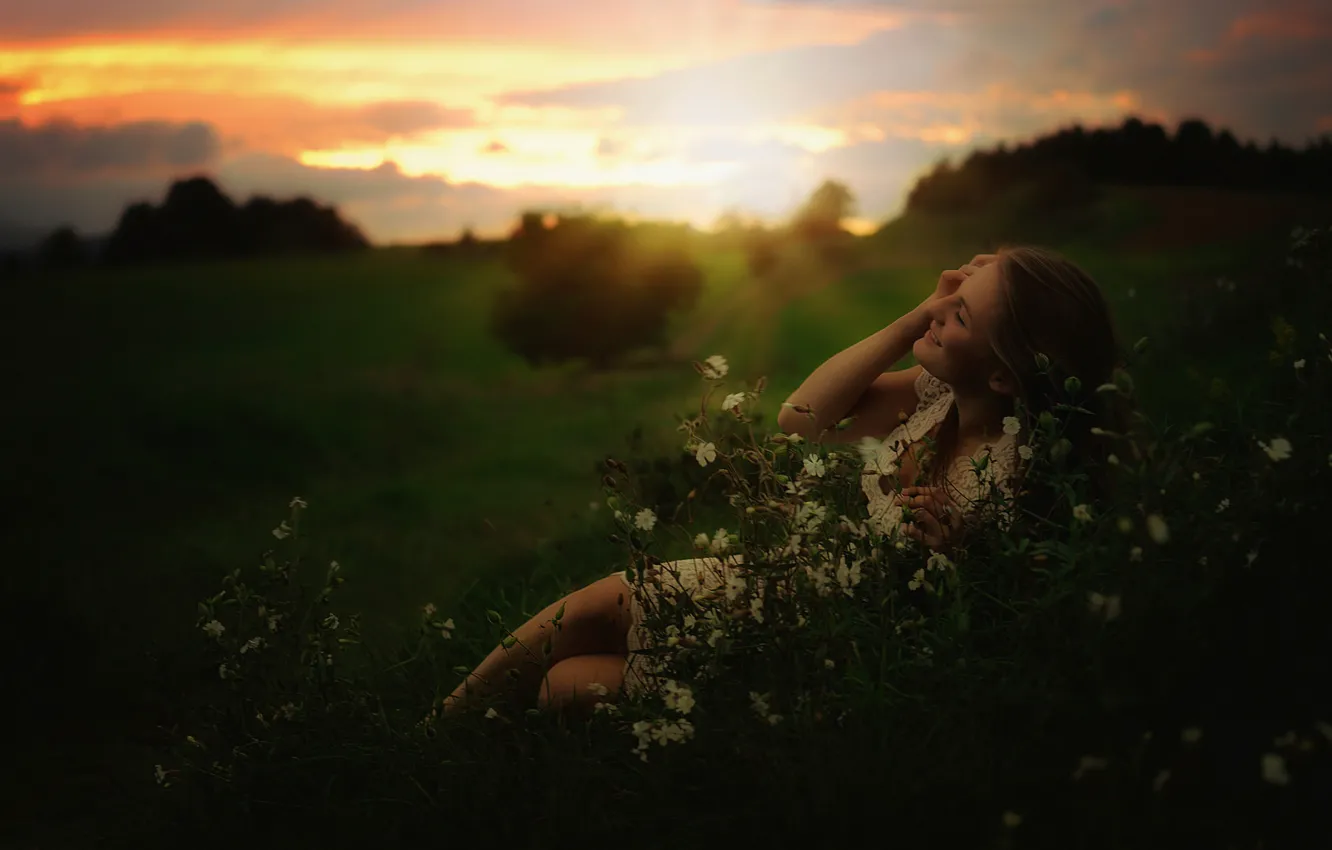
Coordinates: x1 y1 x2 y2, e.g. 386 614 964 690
929 329 942 347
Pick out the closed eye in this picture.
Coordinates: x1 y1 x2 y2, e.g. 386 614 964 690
956 311 965 327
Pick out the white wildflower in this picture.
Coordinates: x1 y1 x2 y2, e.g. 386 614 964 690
1146 514 1170 544
485 707 499 720
1216 498 1230 513
1258 436 1292 462
701 354 729 379
1107 453 1120 465
278 702 299 721
239 636 263 654
724 573 746 602
423 603 437 617
782 534 803 557
710 528 731 554
322 614 339 630
1072 504 1093 522
662 680 695 715
803 455 826 478
907 568 930 592
1087 592 1122 622
856 436 887 465
835 558 863 597
289 497 308 509
1246 549 1259 567
440 617 455 639
1002 416 1021 436
722 392 748 413
267 614 282 632
749 691 771 718
1294 359 1305 370
824 658 836 670
695 442 717 467
634 508 658 532
926 552 953 572
272 521 292 540
218 663 234 680
796 501 826 532
154 764 169 786
1261 753 1290 786
202 619 225 639
1018 444 1033 461
694 532 710 549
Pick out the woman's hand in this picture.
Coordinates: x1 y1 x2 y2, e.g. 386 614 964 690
924 253 999 306
894 485 964 553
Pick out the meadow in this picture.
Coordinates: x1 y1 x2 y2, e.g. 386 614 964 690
2 186 1327 844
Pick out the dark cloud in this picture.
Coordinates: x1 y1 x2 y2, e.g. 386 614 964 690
354 101 474 137
0 117 220 178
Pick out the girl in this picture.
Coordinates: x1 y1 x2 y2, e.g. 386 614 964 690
445 246 1130 718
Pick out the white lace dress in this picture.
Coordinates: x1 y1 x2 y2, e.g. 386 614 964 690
610 366 1021 696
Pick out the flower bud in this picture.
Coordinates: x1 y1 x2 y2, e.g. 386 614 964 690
602 475 618 489
1034 352 1051 371
1113 367 1135 394
1063 375 1082 395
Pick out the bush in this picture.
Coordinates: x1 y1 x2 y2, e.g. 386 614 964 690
491 214 704 369
155 228 1332 845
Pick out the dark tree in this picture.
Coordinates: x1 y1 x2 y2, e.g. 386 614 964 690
38 226 89 270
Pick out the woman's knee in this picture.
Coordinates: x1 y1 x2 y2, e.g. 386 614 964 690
536 653 627 713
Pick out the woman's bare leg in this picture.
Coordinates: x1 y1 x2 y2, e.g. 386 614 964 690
535 653 628 720
443 574 632 715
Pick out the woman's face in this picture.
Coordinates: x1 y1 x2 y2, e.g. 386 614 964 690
911 262 1007 391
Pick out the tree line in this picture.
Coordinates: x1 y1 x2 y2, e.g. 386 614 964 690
4 176 369 275
907 115 1332 214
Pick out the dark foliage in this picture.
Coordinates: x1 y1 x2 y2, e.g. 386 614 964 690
907 116 1332 214
490 212 704 369
102 176 370 266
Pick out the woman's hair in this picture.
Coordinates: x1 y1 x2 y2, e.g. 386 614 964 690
925 245 1135 523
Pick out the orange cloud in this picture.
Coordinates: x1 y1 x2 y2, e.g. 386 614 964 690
15 91 474 155
1 0 907 61
1227 10 1330 42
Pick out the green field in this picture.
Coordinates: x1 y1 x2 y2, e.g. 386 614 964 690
0 185 1318 839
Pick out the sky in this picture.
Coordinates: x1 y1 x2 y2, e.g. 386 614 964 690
1 0 1330 244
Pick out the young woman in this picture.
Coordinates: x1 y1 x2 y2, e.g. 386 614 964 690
444 246 1129 719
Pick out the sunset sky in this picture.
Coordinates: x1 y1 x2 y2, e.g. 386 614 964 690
2 0 1330 244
